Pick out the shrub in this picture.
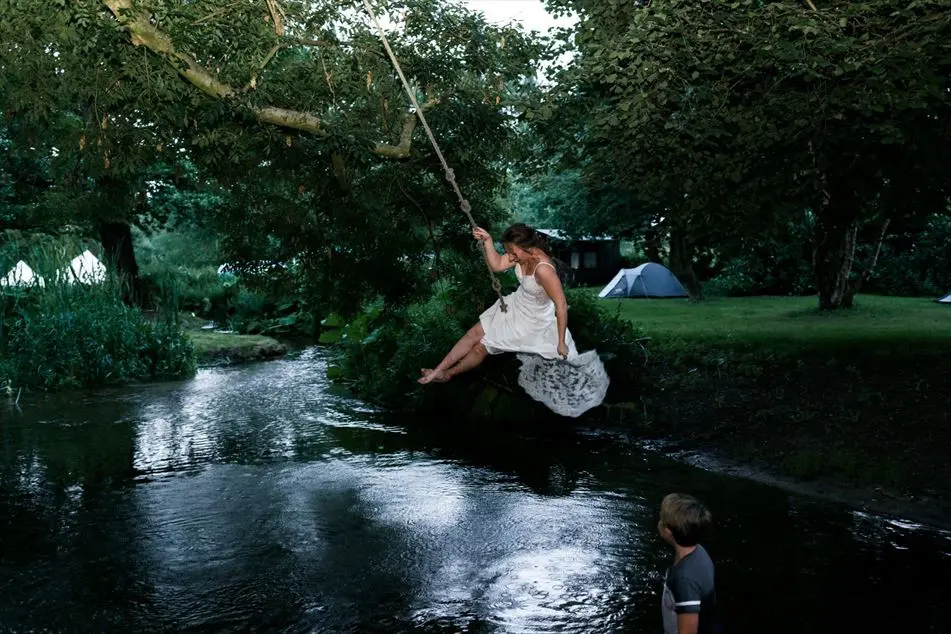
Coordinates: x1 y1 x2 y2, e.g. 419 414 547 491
867 215 951 297
139 262 240 320
705 254 814 297
0 278 195 392
327 283 474 409
326 279 647 415
563 289 647 401
225 287 314 336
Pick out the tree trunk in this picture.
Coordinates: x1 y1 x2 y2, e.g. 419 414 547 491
841 218 890 309
99 221 140 304
668 228 702 301
813 216 857 310
643 229 663 264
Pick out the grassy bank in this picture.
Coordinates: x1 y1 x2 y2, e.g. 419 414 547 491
591 293 951 512
176 314 287 366
189 331 287 365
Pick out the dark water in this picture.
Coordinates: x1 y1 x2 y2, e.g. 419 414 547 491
1 349 948 633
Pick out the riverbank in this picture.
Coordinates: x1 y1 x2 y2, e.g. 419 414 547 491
189 330 287 366
175 314 287 366
597 294 951 526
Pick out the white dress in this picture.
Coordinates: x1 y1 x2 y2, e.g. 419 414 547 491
479 262 610 418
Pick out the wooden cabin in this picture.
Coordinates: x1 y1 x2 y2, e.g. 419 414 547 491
537 229 621 287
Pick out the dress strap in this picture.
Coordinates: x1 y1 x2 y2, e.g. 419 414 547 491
532 261 556 276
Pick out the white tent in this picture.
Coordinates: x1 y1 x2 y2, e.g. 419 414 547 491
937 292 951 304
0 261 45 288
598 263 688 299
59 250 106 285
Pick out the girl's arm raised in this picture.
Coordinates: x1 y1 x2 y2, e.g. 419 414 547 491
473 227 514 272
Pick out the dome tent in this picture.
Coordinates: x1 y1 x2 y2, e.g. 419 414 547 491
597 263 688 299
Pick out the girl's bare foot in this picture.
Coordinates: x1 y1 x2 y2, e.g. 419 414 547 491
418 369 450 384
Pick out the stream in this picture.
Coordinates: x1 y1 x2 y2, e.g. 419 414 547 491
1 349 948 633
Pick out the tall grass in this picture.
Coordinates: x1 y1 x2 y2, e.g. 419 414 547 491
0 236 196 392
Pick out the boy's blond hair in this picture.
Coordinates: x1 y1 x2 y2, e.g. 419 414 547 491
660 493 712 546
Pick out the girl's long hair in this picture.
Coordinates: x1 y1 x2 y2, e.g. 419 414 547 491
501 223 553 258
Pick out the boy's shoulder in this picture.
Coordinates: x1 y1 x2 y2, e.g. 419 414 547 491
665 545 716 618
668 545 715 584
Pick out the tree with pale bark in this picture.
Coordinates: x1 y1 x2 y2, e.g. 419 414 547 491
1 0 542 308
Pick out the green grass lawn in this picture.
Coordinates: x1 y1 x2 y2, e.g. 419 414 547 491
584 292 951 350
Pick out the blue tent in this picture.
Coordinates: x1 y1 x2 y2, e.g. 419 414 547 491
597 263 688 299
937 292 951 304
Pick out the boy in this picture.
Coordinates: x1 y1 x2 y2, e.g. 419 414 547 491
658 493 721 634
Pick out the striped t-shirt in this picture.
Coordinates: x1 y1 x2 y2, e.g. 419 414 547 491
661 544 720 634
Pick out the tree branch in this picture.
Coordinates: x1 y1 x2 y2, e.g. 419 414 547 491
104 0 236 100
264 0 285 37
102 0 435 159
245 42 283 92
252 105 324 134
396 176 440 276
377 115 418 159
192 2 246 26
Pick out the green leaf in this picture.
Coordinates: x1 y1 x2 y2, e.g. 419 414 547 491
318 329 342 344
321 313 345 328
362 327 383 345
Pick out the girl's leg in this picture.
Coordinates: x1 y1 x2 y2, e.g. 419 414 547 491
419 343 489 383
418 323 484 384
443 343 489 380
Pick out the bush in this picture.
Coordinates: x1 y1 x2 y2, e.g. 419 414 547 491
563 289 647 400
225 287 314 336
867 215 951 297
327 282 474 409
0 279 195 392
138 260 314 338
139 263 240 317
705 253 814 297
326 278 647 416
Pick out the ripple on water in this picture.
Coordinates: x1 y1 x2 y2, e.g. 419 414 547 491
3 348 951 634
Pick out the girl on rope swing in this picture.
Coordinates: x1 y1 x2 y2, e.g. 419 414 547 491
419 223 578 385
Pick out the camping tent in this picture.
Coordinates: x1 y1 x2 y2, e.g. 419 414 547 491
597 263 688 299
59 250 106 284
937 292 951 304
0 261 45 288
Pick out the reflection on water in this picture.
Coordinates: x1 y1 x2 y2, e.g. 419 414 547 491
1 348 949 633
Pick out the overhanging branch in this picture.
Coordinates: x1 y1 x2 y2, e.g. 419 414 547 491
245 42 283 92
102 0 433 159
264 0 285 37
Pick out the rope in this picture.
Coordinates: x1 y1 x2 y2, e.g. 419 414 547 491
360 0 507 312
